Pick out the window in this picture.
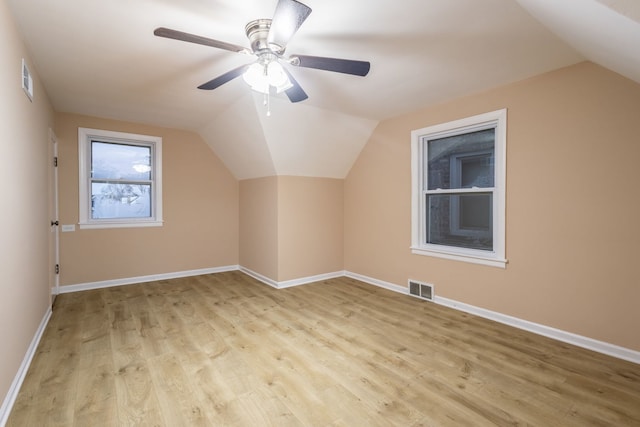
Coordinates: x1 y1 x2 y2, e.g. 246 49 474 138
411 109 506 267
78 128 162 229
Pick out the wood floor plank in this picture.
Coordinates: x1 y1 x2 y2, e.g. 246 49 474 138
9 295 85 426
227 319 339 426
7 272 640 426
147 353 213 426
226 385 300 427
74 349 117 426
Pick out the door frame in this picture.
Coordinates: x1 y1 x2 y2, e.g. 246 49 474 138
49 128 60 301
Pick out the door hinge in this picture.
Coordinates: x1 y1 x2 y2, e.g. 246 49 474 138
54 157 58 167
55 264 60 275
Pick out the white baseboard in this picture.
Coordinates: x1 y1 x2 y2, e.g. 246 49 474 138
239 267 279 288
277 270 345 288
58 265 239 294
345 271 408 294
60 265 343 293
0 307 52 426
239 266 344 289
344 270 640 365
434 296 640 365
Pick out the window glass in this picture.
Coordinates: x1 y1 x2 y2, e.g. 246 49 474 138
426 193 493 251
91 142 151 180
424 128 495 252
89 141 153 220
91 182 151 219
427 128 495 190
459 155 493 188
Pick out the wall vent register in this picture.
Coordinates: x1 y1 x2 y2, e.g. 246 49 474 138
408 280 434 301
22 58 33 101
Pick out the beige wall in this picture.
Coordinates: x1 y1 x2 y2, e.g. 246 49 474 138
0 0 55 410
277 176 344 281
240 176 344 282
345 61 640 351
239 177 279 280
56 113 239 284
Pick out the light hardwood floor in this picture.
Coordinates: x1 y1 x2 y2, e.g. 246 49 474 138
7 272 640 426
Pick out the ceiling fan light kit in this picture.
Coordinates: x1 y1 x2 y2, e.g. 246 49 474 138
154 0 370 115
242 61 293 94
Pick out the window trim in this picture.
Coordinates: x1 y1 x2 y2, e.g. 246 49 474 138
78 127 163 229
411 109 507 268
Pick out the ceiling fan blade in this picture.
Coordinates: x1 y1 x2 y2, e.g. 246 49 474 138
267 0 312 53
198 64 251 90
154 27 248 54
291 54 370 76
282 68 308 103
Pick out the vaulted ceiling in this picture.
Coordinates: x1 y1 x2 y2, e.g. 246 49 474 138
7 0 640 179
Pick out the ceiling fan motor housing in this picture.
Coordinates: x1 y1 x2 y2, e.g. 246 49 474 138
245 19 283 54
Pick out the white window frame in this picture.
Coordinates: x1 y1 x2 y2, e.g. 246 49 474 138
78 127 163 229
411 109 507 268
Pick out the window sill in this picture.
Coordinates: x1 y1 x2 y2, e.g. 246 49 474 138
79 220 163 230
411 246 507 268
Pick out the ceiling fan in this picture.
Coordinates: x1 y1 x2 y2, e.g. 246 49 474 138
154 0 370 104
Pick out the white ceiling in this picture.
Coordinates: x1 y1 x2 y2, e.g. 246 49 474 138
7 0 640 179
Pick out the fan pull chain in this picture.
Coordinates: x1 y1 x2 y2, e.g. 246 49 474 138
264 91 271 117
267 91 271 116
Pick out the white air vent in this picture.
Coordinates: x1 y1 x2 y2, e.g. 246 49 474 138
408 279 434 301
22 58 33 101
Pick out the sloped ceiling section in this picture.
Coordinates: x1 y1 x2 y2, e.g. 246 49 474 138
199 94 276 180
597 0 640 21
200 93 377 179
517 0 640 84
255 94 378 178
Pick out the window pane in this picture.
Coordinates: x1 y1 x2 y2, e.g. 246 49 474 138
460 155 493 188
91 141 151 180
91 182 151 219
427 128 495 190
427 193 493 251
